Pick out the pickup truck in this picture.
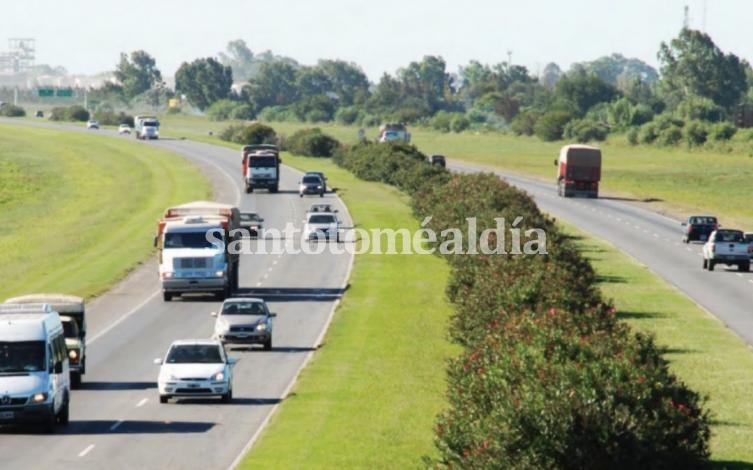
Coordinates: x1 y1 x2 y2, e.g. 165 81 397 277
702 229 751 272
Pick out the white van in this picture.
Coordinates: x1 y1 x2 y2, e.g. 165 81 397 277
0 303 71 431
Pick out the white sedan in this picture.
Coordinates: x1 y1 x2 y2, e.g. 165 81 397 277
118 124 132 134
303 211 341 242
154 339 238 403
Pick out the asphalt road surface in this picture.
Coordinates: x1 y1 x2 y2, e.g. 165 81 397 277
0 122 353 469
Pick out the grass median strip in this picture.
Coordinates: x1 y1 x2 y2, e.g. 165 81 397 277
0 124 210 299
239 155 457 468
563 221 753 464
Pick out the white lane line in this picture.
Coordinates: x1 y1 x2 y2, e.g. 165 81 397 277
88 289 161 345
272 260 278 265
136 398 148 407
109 420 124 431
267 267 273 272
263 273 269 280
256 282 262 287
78 445 95 458
736 273 743 278
653 233 659 238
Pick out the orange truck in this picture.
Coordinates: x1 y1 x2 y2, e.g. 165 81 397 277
155 201 241 301
241 144 281 193
555 144 602 198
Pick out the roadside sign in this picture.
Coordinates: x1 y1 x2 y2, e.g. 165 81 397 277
38 88 54 97
56 89 73 97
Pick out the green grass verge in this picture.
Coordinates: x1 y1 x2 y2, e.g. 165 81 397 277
239 154 457 468
159 114 753 230
0 124 210 299
564 221 753 465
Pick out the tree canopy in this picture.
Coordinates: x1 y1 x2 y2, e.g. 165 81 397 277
175 57 233 111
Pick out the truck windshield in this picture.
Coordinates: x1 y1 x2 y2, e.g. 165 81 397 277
0 341 46 373
62 320 79 339
164 230 224 249
250 157 277 167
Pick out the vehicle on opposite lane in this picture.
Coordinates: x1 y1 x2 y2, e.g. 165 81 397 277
304 172 328 193
239 212 264 238
154 339 238 404
211 298 275 350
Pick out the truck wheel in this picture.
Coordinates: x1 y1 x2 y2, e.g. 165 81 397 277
71 372 82 389
163 292 172 302
702 258 708 269
299 194 303 198
741 262 750 272
58 400 69 425
708 261 715 271
270 185 278 193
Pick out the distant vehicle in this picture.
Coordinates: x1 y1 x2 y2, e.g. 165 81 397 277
86 120 99 129
134 115 159 140
239 212 264 237
299 174 325 198
303 211 340 242
555 144 601 198
241 144 281 193
378 123 410 143
118 124 132 135
0 303 70 431
681 215 718 243
211 298 275 350
154 339 237 404
307 203 337 213
304 172 328 192
4 294 86 388
429 155 446 167
34 110 44 118
702 229 751 272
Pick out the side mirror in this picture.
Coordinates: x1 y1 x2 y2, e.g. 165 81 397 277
54 362 63 374
227 357 239 366
270 312 277 317
153 358 163 365
210 311 218 317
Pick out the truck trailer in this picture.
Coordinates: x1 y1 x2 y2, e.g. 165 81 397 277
155 201 241 301
555 144 602 198
241 144 281 193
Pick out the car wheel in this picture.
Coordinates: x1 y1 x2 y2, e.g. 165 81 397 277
71 372 82 389
319 192 324 198
682 237 688 244
245 185 252 194
221 388 232 403
163 292 172 302
263 337 272 351
43 407 57 433
741 262 750 272
58 400 69 425
299 194 303 198
159 395 169 404
702 258 708 269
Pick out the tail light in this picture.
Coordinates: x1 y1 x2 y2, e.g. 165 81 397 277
748 245 753 254
687 224 693 232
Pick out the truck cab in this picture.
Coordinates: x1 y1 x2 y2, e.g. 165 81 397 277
241 145 280 193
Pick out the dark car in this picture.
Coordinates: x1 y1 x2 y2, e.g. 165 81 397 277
239 212 264 237
35 110 44 118
682 215 718 243
299 175 325 198
304 172 327 192
429 155 446 167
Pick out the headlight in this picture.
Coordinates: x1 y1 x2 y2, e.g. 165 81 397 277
212 372 225 381
256 323 267 331
32 392 48 403
215 270 225 277
68 349 79 360
161 271 174 279
216 320 230 332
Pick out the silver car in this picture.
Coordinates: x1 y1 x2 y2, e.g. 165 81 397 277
212 298 275 350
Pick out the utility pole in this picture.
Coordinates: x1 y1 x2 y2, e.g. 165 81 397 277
683 5 689 29
507 50 513 66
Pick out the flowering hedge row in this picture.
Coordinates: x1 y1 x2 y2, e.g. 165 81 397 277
336 142 711 467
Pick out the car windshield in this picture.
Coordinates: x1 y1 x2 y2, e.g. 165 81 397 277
716 231 743 243
309 214 336 224
745 234 753 243
164 230 224 249
240 213 261 222
61 320 79 339
250 156 277 167
166 344 223 364
0 341 46 373
302 176 321 184
690 216 717 225
222 302 267 316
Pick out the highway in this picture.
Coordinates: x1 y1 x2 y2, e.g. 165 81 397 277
451 161 753 345
2 118 753 467
0 125 354 469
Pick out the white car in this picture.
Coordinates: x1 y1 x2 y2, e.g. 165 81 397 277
154 339 238 404
211 298 275 350
118 124 131 135
303 211 340 242
86 120 99 129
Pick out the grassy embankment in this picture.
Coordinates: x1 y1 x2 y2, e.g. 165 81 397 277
0 124 210 299
236 155 753 466
160 114 753 230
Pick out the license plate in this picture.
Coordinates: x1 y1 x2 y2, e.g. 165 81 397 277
236 334 248 338
187 383 199 388
0 411 14 420
700 234 707 241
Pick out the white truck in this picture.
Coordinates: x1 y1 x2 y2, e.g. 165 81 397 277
702 229 751 272
134 115 160 140
378 123 411 143
155 201 241 301
4 294 86 388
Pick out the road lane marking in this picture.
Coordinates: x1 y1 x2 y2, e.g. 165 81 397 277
263 273 269 280
267 267 273 272
272 260 278 265
256 282 262 287
78 445 95 458
109 420 124 431
88 289 161 345
136 398 148 407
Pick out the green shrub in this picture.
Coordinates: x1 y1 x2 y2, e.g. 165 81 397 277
563 118 609 142
282 128 341 157
230 104 255 120
219 123 246 143
219 122 277 145
534 111 572 141
258 105 298 122
206 99 237 121
684 120 708 147
0 104 26 117
630 104 654 126
450 115 471 133
166 107 182 115
639 122 659 144
335 106 361 125
510 110 539 136
430 111 455 133
626 127 639 145
359 113 380 127
93 110 134 126
656 125 683 146
709 122 736 141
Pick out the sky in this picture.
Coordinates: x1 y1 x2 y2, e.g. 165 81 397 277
3 0 751 81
